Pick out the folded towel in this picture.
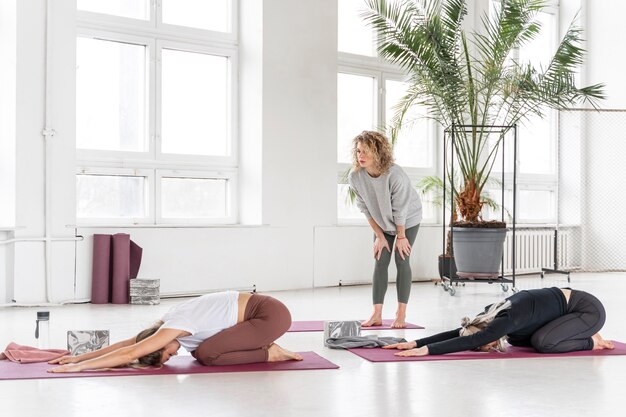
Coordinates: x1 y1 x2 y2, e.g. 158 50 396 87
325 335 407 349
0 342 70 364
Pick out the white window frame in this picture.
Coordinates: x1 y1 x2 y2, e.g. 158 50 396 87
76 1 238 226
337 62 438 224
75 29 155 162
155 39 238 167
155 169 238 225
76 166 154 226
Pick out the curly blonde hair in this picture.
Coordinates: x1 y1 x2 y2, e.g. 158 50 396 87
458 300 512 352
351 131 394 174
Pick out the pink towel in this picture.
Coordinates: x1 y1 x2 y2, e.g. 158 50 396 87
0 342 70 364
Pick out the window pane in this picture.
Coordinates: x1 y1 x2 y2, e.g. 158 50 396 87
337 73 376 163
482 189 512 222
76 38 147 152
337 183 364 219
161 177 227 218
519 113 554 174
385 79 432 168
419 188 437 223
338 0 375 56
162 0 230 32
161 49 230 156
77 0 149 20
519 190 555 222
77 174 147 218
519 12 556 70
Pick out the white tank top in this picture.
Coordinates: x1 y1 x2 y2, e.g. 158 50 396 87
161 291 239 352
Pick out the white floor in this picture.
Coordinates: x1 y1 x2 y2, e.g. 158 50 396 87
1 272 625 417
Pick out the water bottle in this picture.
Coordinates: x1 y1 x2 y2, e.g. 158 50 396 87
35 311 50 349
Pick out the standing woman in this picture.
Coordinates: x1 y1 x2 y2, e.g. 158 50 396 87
348 131 423 328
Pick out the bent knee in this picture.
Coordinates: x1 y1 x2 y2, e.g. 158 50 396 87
195 352 219 366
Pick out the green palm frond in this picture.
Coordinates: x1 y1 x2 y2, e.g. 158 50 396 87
364 0 605 222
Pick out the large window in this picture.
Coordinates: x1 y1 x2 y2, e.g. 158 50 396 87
337 1 437 223
485 1 560 225
76 1 237 225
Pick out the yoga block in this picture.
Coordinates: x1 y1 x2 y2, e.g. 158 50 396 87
324 320 361 345
130 295 160 305
67 330 110 355
129 279 160 304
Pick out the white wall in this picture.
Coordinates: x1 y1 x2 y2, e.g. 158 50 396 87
3 0 443 303
0 0 16 228
579 1 626 270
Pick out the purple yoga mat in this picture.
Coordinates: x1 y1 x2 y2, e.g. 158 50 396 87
0 352 338 381
91 234 112 304
288 320 424 332
111 234 131 304
91 234 143 304
348 341 626 362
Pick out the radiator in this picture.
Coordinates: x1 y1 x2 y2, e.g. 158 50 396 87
502 228 578 274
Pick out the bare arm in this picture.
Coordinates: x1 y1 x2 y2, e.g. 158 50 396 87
49 336 137 364
48 328 184 373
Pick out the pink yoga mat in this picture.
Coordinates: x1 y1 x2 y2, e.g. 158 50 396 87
288 320 424 332
0 352 338 381
348 341 626 362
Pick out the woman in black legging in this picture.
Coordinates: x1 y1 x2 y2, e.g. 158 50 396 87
384 287 614 356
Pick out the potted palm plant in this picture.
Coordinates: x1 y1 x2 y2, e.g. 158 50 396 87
417 175 504 280
363 0 604 279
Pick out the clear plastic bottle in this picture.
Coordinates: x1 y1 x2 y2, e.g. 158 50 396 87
35 311 50 349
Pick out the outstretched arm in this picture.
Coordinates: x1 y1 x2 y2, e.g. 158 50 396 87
49 336 138 365
48 328 184 373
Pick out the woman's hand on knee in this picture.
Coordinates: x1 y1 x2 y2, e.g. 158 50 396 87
373 236 391 260
395 238 411 260
383 340 417 350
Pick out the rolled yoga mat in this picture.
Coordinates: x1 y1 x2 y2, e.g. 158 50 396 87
0 352 338 381
347 341 626 362
288 320 424 332
91 233 144 304
91 234 112 304
111 233 131 304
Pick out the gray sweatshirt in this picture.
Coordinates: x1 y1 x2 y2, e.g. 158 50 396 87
348 164 422 234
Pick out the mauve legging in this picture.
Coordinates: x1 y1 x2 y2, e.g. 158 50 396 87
191 294 292 366
530 289 606 353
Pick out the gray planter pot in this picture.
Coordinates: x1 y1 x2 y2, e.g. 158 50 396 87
452 227 507 279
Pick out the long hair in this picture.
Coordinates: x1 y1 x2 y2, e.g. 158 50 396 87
134 321 165 367
459 300 512 352
351 131 394 174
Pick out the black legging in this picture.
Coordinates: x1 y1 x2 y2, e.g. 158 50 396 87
530 290 606 353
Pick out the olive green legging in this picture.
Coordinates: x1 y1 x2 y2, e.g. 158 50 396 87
372 224 420 304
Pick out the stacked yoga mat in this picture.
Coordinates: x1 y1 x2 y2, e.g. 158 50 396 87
91 234 143 304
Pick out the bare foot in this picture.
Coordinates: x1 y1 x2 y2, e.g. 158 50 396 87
592 333 615 350
361 315 383 327
391 318 406 329
392 303 408 328
267 343 303 362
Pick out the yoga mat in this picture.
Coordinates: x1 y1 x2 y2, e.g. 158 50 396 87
288 320 424 332
0 352 337 381
129 240 143 279
91 234 112 304
348 341 626 362
111 234 131 304
91 234 143 304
